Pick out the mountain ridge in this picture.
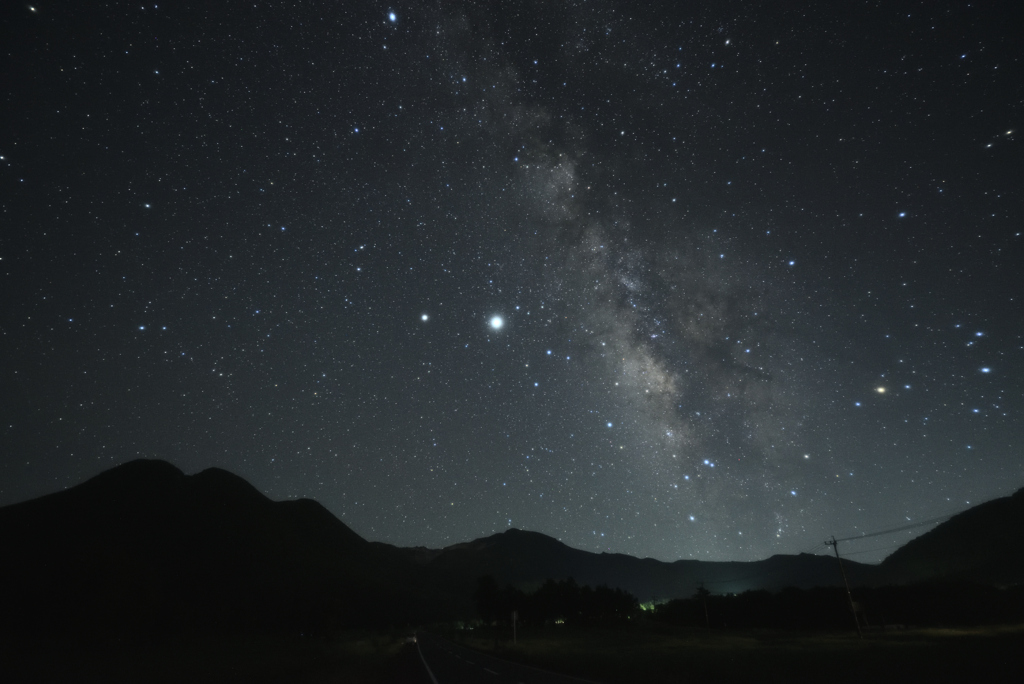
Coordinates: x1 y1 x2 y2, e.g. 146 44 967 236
3 459 1022 637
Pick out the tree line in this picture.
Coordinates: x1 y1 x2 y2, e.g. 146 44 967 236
653 582 1024 630
473 576 639 626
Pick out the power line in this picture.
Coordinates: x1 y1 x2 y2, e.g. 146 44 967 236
799 540 829 554
837 541 907 557
833 512 954 543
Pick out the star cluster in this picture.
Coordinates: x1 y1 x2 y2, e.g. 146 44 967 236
1 1 1021 562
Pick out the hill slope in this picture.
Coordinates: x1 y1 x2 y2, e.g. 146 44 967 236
0 460 441 636
881 488 1024 585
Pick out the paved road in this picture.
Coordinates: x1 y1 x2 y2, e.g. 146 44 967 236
409 631 597 684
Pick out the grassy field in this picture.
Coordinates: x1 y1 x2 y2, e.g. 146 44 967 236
1 630 408 684
5 623 1021 682
453 622 1024 683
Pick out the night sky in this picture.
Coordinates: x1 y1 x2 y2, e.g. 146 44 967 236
2 1 1021 564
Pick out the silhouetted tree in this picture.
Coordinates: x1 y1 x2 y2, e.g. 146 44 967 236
473 575 502 623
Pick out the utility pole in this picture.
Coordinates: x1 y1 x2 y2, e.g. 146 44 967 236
826 536 862 639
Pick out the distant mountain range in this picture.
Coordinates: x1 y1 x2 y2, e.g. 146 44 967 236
2 460 1021 635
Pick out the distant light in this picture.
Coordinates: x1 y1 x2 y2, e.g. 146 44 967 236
138 326 145 330
489 315 504 330
876 386 886 394
388 12 396 22
788 260 795 266
899 212 906 217
607 422 613 428
975 331 984 337
791 491 797 496
421 314 429 321
980 367 991 373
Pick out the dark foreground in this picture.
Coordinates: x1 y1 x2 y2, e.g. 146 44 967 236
3 623 1023 683
455 622 1024 683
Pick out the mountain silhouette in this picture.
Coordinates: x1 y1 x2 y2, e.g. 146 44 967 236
880 487 1024 585
2 459 1021 637
417 527 881 599
0 460 442 637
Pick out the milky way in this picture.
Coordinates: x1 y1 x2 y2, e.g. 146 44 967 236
2 1 1021 562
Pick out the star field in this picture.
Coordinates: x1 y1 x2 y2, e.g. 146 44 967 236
1 1 1021 563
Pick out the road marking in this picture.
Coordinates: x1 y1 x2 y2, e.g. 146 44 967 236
415 637 440 684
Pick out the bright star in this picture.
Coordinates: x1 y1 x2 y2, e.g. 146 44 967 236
489 315 504 330
876 387 886 394
388 12 396 22
421 314 429 321
980 367 991 373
